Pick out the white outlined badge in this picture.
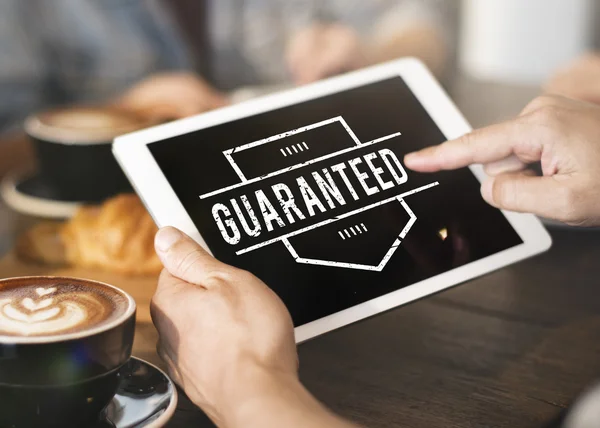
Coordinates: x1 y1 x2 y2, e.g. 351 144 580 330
200 117 438 272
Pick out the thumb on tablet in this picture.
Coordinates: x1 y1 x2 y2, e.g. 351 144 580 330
155 226 229 287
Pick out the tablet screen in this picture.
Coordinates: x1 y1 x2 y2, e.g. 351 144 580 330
148 76 523 327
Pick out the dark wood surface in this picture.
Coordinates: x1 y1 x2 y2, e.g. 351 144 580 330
167 227 600 428
2 78 599 427
3 208 599 428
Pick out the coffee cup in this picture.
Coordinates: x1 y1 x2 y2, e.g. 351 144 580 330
0 276 136 428
24 106 151 204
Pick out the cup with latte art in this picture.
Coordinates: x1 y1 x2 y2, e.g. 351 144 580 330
0 276 136 428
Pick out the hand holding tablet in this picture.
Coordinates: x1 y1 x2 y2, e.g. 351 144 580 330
114 58 551 343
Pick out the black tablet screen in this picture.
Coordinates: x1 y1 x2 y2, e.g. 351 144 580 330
149 76 523 327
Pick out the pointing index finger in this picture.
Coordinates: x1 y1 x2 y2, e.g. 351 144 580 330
404 119 542 172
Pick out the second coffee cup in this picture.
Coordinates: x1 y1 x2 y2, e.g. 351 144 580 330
25 107 151 203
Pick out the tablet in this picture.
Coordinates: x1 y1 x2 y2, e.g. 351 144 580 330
114 58 552 343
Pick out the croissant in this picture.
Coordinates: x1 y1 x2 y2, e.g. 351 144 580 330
16 194 162 276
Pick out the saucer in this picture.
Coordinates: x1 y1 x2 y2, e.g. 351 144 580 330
0 170 81 219
95 357 178 428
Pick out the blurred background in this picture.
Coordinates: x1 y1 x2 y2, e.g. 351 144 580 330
4 0 600 264
2 2 600 427
3 0 600 165
3 0 600 250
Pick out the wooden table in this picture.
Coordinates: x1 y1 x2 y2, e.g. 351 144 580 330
2 77 600 427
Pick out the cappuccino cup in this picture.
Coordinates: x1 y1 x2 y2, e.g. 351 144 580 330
0 276 136 428
24 107 151 204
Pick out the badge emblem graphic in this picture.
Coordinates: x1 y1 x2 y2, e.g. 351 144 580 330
201 117 438 272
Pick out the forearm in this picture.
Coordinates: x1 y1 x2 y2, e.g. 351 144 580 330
221 366 359 428
367 25 447 77
0 134 34 179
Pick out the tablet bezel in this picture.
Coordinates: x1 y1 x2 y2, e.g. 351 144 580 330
113 58 552 343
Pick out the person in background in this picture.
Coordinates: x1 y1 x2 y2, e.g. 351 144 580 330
0 0 448 177
151 94 600 427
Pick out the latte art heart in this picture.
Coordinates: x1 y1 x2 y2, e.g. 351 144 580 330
0 300 86 336
0 296 93 336
0 282 125 338
36 287 57 297
22 297 53 311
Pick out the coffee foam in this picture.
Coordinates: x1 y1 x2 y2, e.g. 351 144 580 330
25 107 149 145
0 278 130 340
45 110 135 130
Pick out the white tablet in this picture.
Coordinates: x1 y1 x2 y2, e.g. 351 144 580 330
114 58 552 343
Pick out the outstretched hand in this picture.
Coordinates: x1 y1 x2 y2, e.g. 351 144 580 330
286 24 366 85
405 96 600 227
117 72 228 123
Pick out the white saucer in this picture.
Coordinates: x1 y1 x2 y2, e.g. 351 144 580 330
0 171 81 219
99 357 178 428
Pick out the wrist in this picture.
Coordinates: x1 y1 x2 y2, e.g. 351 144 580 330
218 363 339 428
218 363 296 423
